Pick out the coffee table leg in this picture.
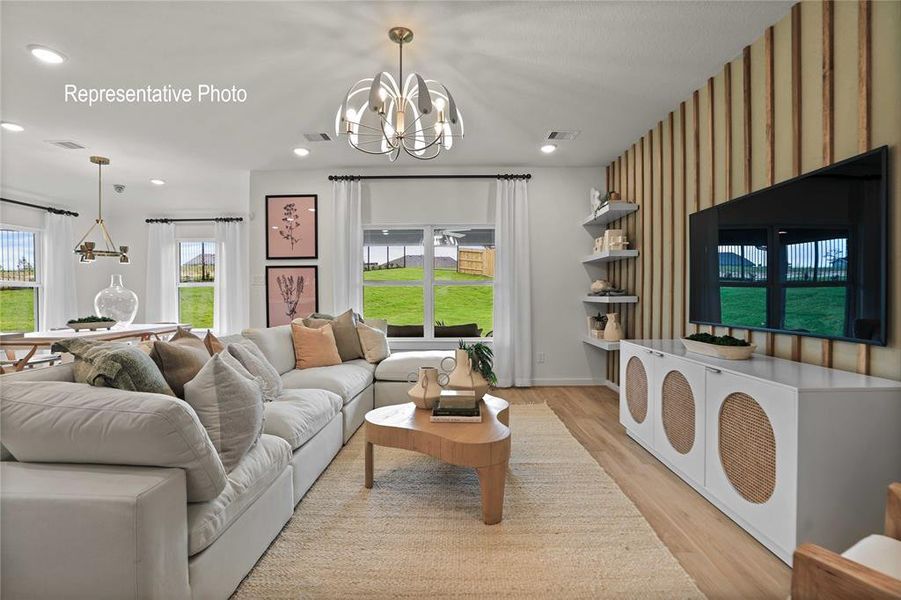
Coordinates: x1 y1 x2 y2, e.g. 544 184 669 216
365 442 373 489
476 461 507 525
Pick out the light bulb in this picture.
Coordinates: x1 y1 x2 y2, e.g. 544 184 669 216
378 87 388 102
345 107 356 121
434 97 446 112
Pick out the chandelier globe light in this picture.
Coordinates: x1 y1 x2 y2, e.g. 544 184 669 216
335 27 463 161
74 155 130 264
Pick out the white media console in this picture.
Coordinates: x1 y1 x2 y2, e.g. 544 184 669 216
618 339 901 565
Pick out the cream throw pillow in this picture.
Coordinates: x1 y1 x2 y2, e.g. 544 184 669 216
356 323 391 363
291 322 342 369
183 354 265 472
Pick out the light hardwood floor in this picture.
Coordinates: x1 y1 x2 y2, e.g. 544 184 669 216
491 385 792 600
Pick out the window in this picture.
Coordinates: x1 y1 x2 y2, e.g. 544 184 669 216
363 226 494 339
718 229 767 329
178 241 215 329
0 227 40 332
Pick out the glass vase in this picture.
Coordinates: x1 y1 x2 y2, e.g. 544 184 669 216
94 274 139 326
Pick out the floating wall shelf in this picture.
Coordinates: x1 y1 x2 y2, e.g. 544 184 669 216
581 201 639 227
582 336 620 351
582 295 638 304
580 249 640 264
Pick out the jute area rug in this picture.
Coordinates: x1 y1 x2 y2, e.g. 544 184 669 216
234 403 704 599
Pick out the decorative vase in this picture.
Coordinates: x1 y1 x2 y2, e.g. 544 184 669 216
604 312 623 342
442 348 474 390
94 274 138 326
407 367 446 410
469 369 490 401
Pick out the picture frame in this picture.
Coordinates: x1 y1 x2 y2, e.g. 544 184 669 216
265 194 318 259
265 265 319 327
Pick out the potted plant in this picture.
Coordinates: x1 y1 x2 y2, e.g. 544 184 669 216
66 315 117 331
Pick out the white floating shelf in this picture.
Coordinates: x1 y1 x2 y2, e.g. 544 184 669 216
580 249 640 264
582 295 638 304
582 336 620 351
581 201 639 227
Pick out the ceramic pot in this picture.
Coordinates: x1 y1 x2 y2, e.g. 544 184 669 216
94 274 138 326
603 312 624 341
407 367 447 410
469 369 490 401
442 348 474 390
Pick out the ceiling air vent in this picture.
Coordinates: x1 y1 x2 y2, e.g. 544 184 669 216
545 130 581 141
47 140 86 150
303 132 332 142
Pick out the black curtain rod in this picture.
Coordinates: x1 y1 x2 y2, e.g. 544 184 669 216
328 173 531 181
145 217 244 223
1 197 79 217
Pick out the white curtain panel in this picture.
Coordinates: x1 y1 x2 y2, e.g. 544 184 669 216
332 179 363 314
39 212 77 330
213 220 248 335
144 222 178 324
493 178 532 388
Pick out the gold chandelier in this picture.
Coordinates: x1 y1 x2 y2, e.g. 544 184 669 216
335 27 463 161
74 155 130 264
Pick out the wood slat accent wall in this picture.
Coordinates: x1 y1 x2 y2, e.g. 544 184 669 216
604 0 900 385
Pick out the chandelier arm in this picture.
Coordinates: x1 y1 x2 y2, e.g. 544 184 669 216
402 144 441 160
99 220 118 252
402 130 443 154
74 221 99 251
347 137 398 155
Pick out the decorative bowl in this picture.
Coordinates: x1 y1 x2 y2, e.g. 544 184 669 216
67 321 116 331
680 338 756 360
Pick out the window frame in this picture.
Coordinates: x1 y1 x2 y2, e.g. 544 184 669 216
0 224 42 332
176 238 216 329
362 224 494 348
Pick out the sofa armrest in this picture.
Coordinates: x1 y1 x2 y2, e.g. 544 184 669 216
1 462 190 600
887 482 901 540
791 543 901 600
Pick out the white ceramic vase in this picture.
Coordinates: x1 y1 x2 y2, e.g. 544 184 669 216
604 312 624 342
407 367 445 410
94 274 138 326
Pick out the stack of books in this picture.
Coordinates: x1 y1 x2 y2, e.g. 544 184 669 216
430 390 482 422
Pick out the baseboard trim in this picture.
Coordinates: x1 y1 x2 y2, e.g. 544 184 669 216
528 378 607 387
604 381 620 393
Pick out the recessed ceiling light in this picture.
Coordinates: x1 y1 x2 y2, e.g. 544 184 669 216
150 178 166 186
27 44 66 64
1 122 24 132
382 229 389 235
293 147 310 157
540 144 557 154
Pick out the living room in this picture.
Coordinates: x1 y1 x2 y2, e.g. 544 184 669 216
1 2 900 599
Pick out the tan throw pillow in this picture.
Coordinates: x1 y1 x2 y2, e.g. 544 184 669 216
356 323 391 364
183 354 265 472
150 340 211 399
302 309 364 362
363 318 388 334
291 322 342 369
204 330 224 355
169 326 207 349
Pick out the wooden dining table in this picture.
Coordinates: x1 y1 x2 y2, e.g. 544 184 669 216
0 323 192 373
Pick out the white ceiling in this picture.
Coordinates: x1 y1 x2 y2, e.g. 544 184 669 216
0 1 793 212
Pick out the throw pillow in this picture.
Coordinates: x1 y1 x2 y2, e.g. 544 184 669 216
204 330 224 355
290 322 342 369
51 339 174 396
169 326 208 352
150 340 211 399
363 318 388 334
387 324 424 338
302 309 364 361
183 354 265 472
226 341 283 402
356 323 391 363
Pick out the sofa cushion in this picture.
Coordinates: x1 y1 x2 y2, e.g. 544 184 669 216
187 434 290 556
375 350 455 382
842 534 901 580
50 339 175 396
280 359 374 404
150 340 210 399
184 354 265 473
0 381 227 502
263 389 342 450
241 325 295 375
227 341 283 402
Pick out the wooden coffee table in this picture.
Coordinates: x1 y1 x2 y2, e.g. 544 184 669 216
364 395 511 524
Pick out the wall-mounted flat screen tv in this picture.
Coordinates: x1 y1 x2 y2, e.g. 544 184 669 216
689 146 888 345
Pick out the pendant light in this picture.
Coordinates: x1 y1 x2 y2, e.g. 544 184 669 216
74 156 130 264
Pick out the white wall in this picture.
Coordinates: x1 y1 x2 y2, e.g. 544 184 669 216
249 166 609 385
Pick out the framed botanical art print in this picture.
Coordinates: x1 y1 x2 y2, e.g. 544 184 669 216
265 266 319 326
266 194 318 259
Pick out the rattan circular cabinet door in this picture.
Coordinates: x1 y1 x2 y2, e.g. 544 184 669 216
625 357 648 423
661 370 695 455
718 392 776 504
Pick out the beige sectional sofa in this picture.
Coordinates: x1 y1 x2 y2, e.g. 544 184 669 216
0 326 451 600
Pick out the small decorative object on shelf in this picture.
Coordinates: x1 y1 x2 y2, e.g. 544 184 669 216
406 366 448 410
94 274 139 326
66 315 117 331
590 188 603 214
603 312 624 342
590 279 612 294
681 333 757 360
607 191 621 201
587 312 607 337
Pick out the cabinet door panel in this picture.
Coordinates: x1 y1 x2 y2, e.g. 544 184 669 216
619 343 655 446
652 354 705 486
705 370 797 556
